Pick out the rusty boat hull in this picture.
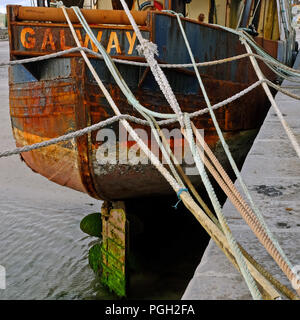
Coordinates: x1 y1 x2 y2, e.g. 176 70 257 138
7 6 292 200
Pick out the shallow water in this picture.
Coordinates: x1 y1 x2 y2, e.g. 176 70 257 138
0 194 208 300
0 40 113 299
0 197 116 300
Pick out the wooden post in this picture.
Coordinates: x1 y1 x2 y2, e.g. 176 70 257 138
100 201 129 297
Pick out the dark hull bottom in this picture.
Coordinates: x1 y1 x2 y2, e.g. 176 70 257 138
12 116 260 200
89 128 260 200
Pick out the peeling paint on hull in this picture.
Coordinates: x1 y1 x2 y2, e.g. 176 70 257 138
8 60 269 200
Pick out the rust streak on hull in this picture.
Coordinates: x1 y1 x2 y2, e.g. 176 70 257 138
7 6 289 201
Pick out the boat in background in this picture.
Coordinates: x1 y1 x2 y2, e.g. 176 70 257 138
7 0 297 200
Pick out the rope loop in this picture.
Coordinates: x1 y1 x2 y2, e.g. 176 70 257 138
136 39 159 58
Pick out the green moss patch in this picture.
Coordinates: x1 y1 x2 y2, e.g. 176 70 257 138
88 243 103 275
80 212 102 237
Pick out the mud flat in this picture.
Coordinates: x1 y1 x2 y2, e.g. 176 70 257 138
182 31 300 300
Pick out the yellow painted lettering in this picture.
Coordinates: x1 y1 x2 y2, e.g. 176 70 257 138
60 30 72 50
75 29 84 46
125 31 136 55
84 31 103 52
20 28 36 49
41 28 56 51
106 32 121 54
